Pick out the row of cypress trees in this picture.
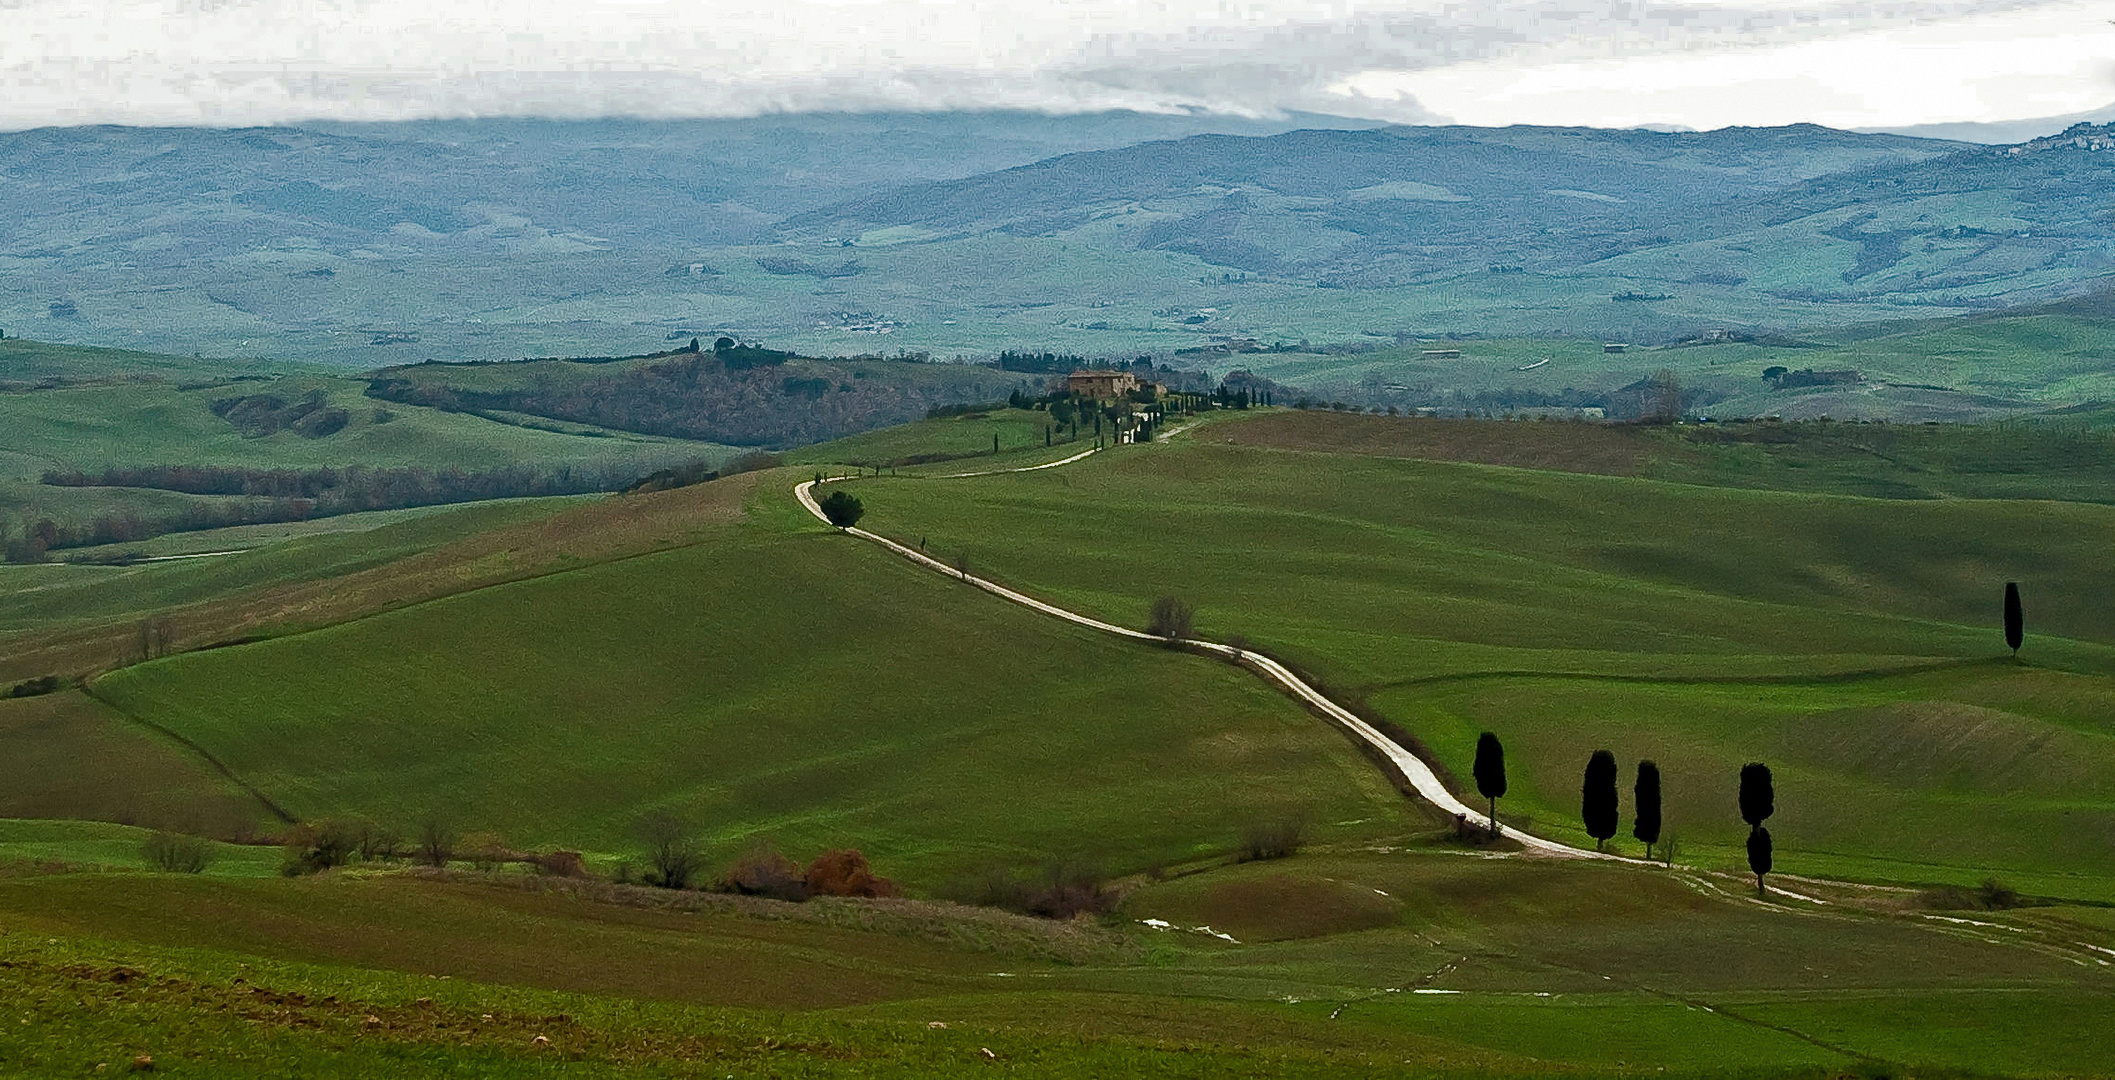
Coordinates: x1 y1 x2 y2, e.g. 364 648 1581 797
1466 585 2028 893
1473 733 1778 893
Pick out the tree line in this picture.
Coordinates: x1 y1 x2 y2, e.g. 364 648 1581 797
1473 732 1777 893
9 460 690 561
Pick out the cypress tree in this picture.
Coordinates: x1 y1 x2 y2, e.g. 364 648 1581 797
1748 825 1773 896
1582 750 1619 850
1472 732 1507 840
1632 760 1662 860
2004 581 2024 656
1738 762 1774 829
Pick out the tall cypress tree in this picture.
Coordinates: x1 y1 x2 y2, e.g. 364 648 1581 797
2004 582 2024 656
1582 750 1619 850
1739 763 1774 829
1632 760 1662 860
1748 825 1773 896
1472 732 1507 841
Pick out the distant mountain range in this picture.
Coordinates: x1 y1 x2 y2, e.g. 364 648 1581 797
1 113 2109 367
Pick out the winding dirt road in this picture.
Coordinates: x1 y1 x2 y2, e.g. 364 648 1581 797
794 445 1615 861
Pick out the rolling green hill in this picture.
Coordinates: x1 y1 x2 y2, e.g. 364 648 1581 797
84 471 1414 884
830 414 2115 896
10 407 2115 1076
1213 304 2115 422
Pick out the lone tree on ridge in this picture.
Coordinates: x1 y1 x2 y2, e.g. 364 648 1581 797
818 489 864 530
1633 760 1662 861
1582 750 1619 851
1473 732 1507 840
1748 825 1773 897
2004 581 2024 657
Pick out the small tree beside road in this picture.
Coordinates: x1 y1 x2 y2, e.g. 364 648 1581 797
1739 762 1776 896
818 489 864 530
1633 760 1662 860
1748 825 1773 896
1473 732 1507 840
1147 596 1194 644
1582 750 1619 851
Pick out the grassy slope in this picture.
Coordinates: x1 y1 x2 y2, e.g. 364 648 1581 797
1221 408 2115 502
1224 313 2115 421
0 854 2107 1077
787 407 1081 467
837 420 2115 894
0 692 266 839
87 474 1414 883
9 408 2115 1076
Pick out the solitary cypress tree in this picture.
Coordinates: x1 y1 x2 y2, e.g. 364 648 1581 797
2004 581 2024 656
1582 750 1619 850
1472 732 1507 840
1632 760 1662 860
1747 825 1773 896
1738 762 1774 829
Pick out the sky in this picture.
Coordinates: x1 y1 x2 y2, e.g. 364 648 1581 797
2 0 2111 132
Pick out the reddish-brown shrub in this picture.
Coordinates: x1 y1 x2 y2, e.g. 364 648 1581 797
805 849 899 898
724 847 808 901
534 850 587 877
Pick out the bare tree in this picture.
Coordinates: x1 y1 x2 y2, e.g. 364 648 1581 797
416 817 456 867
1147 596 1194 644
638 810 701 890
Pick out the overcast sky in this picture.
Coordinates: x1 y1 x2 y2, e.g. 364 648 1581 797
2 0 2110 132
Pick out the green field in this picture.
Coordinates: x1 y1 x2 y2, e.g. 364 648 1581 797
832 416 2115 895
1221 311 2115 423
788 407 1086 468
85 472 1414 883
10 406 2115 1075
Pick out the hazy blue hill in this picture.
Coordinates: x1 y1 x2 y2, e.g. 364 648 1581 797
2 114 2107 367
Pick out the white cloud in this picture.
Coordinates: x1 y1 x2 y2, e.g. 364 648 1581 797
0 0 2105 129
1329 1 2115 129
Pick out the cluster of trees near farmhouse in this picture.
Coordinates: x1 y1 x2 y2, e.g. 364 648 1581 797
1473 732 1780 893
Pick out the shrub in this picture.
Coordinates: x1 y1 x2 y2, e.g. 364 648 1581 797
141 831 211 874
724 846 809 901
1238 815 1308 862
638 811 700 890
952 862 1116 920
533 850 587 878
416 818 456 867
349 819 402 862
805 849 899 898
1022 863 1117 920
4 675 62 699
281 820 356 876
459 832 512 872
1146 595 1194 643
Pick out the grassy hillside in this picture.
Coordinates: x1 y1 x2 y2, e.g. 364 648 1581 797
0 339 736 557
85 472 1413 883
0 853 2108 1077
787 407 1084 468
1220 409 2115 503
9 406 2115 1075
834 417 2115 895
1218 307 2115 422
